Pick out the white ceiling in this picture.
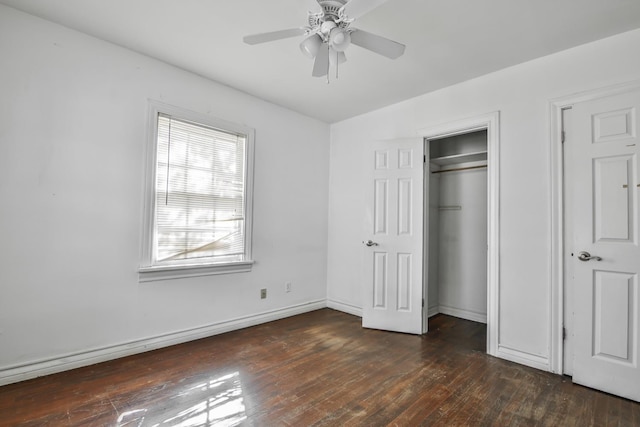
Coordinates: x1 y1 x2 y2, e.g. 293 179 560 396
3 0 640 123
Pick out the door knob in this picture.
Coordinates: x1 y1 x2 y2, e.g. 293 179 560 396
577 251 602 262
363 240 379 247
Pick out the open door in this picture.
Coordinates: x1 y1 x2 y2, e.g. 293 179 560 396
567 88 640 402
362 138 424 334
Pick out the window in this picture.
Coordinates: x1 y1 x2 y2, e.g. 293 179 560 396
140 101 254 282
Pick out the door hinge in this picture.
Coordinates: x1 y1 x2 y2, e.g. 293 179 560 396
423 154 426 163
563 327 567 340
422 298 425 307
561 130 566 143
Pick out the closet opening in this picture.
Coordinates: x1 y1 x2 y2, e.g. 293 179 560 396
426 129 488 350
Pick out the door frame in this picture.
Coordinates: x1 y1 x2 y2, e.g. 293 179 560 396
418 111 500 356
549 79 640 374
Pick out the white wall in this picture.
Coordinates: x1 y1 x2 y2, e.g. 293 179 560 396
435 167 488 321
0 5 329 384
327 28 640 369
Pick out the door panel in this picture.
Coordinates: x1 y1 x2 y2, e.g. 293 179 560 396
373 252 387 308
593 108 635 143
374 179 388 234
592 271 636 363
594 156 634 242
397 253 412 311
363 139 423 334
398 179 413 235
569 89 640 402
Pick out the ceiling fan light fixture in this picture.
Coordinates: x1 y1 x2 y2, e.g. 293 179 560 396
320 20 338 35
329 28 351 52
300 34 323 58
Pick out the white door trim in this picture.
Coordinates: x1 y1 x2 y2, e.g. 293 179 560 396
417 111 500 357
549 79 640 374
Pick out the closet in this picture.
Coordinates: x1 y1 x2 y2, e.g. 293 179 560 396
427 130 488 324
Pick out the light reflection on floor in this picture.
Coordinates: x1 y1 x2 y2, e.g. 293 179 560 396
116 371 247 427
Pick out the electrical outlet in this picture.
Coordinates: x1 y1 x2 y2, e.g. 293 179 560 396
260 288 267 299
285 282 292 293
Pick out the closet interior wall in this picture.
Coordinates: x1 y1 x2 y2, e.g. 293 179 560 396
428 130 488 324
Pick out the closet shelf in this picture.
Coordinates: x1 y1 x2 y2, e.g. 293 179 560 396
430 151 487 166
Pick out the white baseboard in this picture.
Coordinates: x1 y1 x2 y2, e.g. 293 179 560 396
428 306 440 318
0 300 326 386
438 305 487 324
497 344 550 372
326 299 362 317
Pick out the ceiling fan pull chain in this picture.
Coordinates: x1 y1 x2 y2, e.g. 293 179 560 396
326 45 331 84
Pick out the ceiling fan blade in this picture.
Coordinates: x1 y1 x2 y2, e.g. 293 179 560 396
340 0 389 19
304 0 323 13
329 49 347 65
312 44 330 77
350 28 405 59
243 28 306 45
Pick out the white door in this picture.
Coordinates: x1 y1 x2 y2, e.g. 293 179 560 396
362 139 424 334
567 89 640 402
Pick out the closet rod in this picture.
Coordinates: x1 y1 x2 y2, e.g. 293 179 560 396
431 164 487 174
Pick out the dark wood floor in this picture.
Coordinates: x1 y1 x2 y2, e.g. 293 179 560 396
1 309 639 426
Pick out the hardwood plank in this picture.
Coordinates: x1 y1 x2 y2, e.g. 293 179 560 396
0 309 638 426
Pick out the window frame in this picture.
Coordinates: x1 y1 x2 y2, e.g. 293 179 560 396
139 100 255 282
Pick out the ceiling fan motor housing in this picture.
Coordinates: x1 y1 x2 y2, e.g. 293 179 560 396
308 0 351 30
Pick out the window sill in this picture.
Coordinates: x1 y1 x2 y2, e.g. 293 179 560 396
138 260 254 283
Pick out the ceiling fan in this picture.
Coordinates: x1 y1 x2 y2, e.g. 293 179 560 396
243 0 405 78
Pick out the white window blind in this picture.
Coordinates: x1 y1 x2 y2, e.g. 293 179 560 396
153 113 247 265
